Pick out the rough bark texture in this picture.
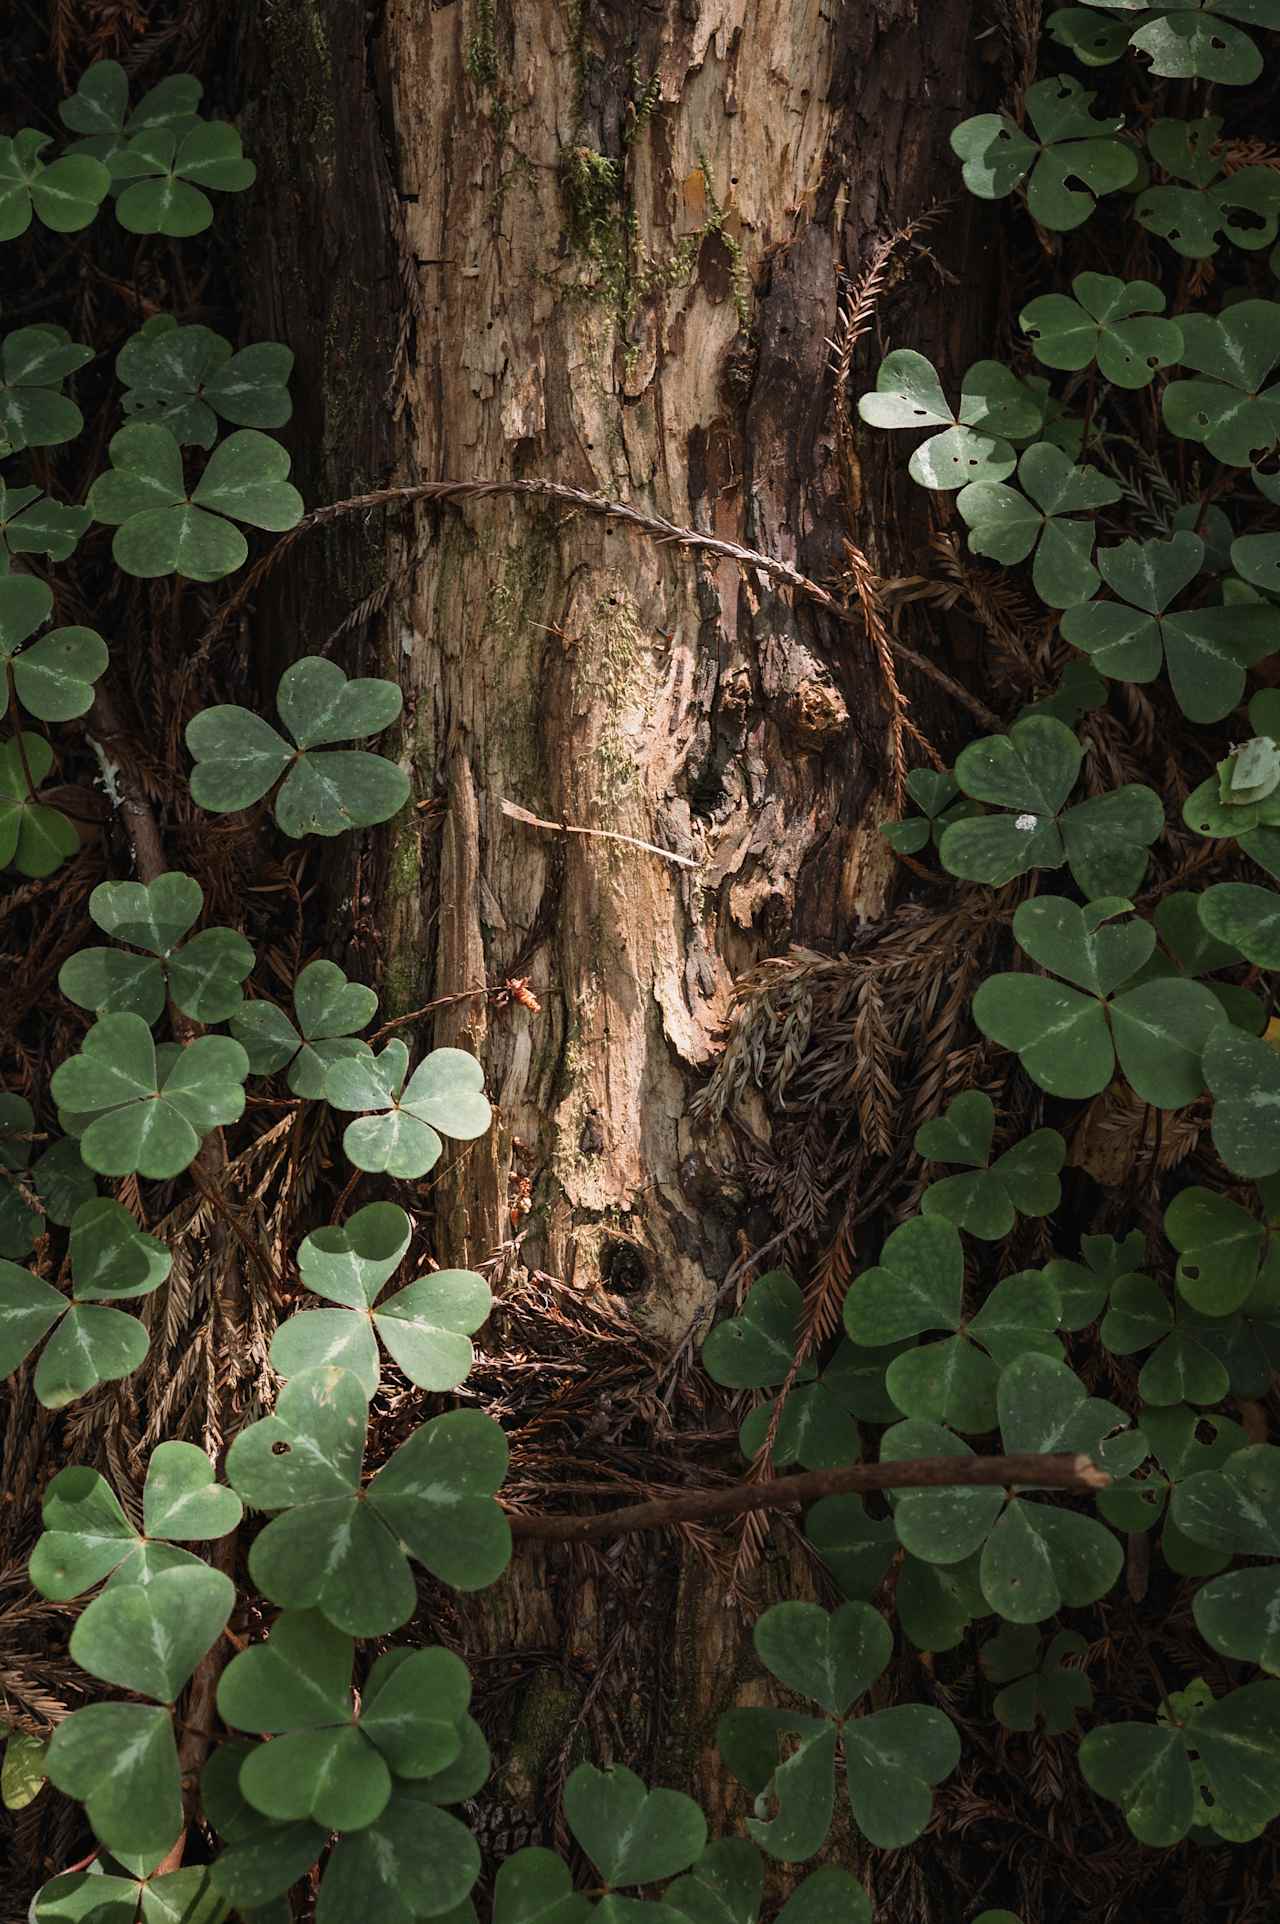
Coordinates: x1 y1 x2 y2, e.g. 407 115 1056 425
238 0 992 1864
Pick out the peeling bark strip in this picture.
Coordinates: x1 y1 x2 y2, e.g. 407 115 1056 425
508 1452 1109 1544
241 0 991 1844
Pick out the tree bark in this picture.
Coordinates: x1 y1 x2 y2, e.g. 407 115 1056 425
238 0 993 1866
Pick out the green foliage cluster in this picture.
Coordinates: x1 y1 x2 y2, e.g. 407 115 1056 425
6 16 1280 1923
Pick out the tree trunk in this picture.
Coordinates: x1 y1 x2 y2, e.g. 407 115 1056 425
238 0 993 1867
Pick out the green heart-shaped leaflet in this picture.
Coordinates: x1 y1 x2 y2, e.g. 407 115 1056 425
0 477 91 569
493 1848 594 1924
0 732 78 877
1061 529 1280 724
1080 1681 1280 1846
272 1201 490 1393
1204 1024 1280 1178
70 1562 234 1702
857 351 1041 491
31 1865 228 1924
0 325 92 452
724 1601 959 1853
664 1839 761 1924
58 59 201 141
954 442 1121 608
51 1012 249 1179
0 573 107 723
59 871 254 1024
1132 6 1268 85
114 122 256 236
1163 1443 1280 1650
803 1496 897 1604
118 318 293 447
701 1269 815 1389
1162 301 1280 467
1020 274 1182 388
981 1624 1092 1735
225 1365 510 1633
564 1762 707 1886
315 1782 481 1924
326 1042 492 1178
886 1356 1130 1621
217 1609 471 1833
940 715 1163 895
843 1216 962 1346
1165 1185 1277 1316
231 957 377 1096
0 1196 170 1408
30 1441 239 1599
949 76 1136 230
973 896 1223 1106
0 129 110 241
44 1703 183 1859
187 655 407 835
200 1739 325 1909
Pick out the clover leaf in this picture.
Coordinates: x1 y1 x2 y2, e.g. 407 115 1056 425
187 655 408 836
118 316 294 447
1097 1403 1246 1575
0 1097 96 1258
0 733 79 877
1080 1679 1280 1845
857 351 1042 489
59 61 202 159
1137 115 1280 257
884 1356 1134 1621
491 1847 595 1924
1171 1445 1280 1674
29 1441 241 1599
89 421 303 580
1197 880 1280 972
803 1495 898 1603
230 958 376 1096
217 1610 471 1833
201 1739 326 1910
51 1014 249 1179
973 896 1224 1106
1060 531 1280 723
879 768 976 856
1166 1181 1280 1316
312 1780 482 1924
950 75 1137 230
270 1201 490 1394
59 871 254 1024
325 1041 492 1178
1100 1276 1231 1405
1043 1230 1149 1329
955 441 1121 608
0 326 92 451
0 575 107 724
938 714 1163 893
111 121 256 235
1132 2 1276 84
737 1356 864 1472
1204 1023 1280 1177
1233 530 1280 600
718 1601 958 1856
0 129 110 242
843 1215 1061 1431
701 1270 815 1388
565 1762 707 1898
32 1865 228 1924
1119 888 1265 1036
915 1092 1065 1241
1045 7 1136 64
0 477 90 571
0 1196 170 1407
45 1563 234 1858
1162 300 1280 466
224 1365 510 1634
1020 274 1182 389
1179 1263 1280 1396
980 1624 1092 1734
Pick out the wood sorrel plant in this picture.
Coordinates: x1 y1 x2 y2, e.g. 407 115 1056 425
4 14 1280 1922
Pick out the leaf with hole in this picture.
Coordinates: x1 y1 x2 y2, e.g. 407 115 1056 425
1097 1403 1246 1575
1165 1184 1280 1316
980 1624 1092 1734
0 477 90 571
857 352 1041 490
1136 116 1280 257
230 958 376 1096
225 1366 510 1633
950 76 1137 230
51 1014 249 1179
1080 1680 1280 1844
1163 300 1280 466
325 1041 492 1179
1020 273 1182 388
188 655 406 835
